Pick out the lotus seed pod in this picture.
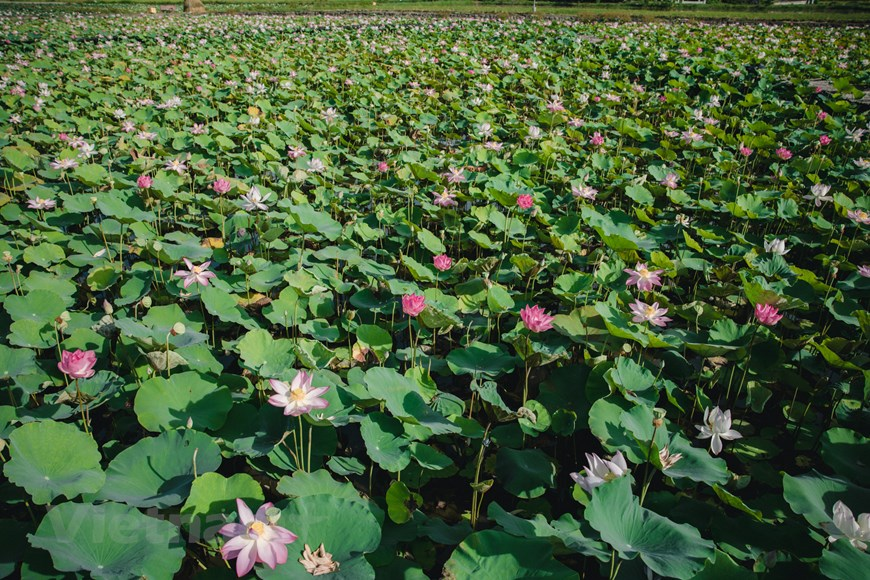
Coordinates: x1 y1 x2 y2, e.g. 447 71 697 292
141 296 153 308
171 322 186 336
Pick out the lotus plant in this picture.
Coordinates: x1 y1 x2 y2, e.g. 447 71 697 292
220 499 298 577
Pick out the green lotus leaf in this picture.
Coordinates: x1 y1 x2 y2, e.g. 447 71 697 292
134 371 232 432
181 472 264 538
495 448 556 499
444 530 576 579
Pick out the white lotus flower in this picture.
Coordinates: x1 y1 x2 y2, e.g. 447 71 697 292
570 451 629 493
695 406 742 455
241 186 270 212
764 238 789 256
821 501 870 552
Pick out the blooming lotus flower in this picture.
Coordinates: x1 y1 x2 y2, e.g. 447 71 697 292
58 349 97 379
432 189 458 208
570 451 629 493
738 144 753 157
26 197 56 210
804 183 833 207
821 501 869 552
695 406 742 455
629 300 672 327
402 294 426 317
50 158 78 171
571 184 598 201
847 209 870 225
287 145 307 159
137 175 152 189
819 135 832 146
267 371 329 417
241 186 270 212
624 263 665 292
660 173 679 189
764 238 790 255
859 265 870 278
755 303 783 326
589 132 604 146
219 499 298 578
520 304 554 333
433 254 452 272
445 167 465 184
307 158 326 173
174 258 216 288
658 446 683 470
212 178 232 194
516 194 534 210
164 158 187 174
776 147 793 161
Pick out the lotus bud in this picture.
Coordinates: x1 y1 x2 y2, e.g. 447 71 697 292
102 300 113 315
171 322 186 336
186 416 193 429
90 196 98 204
2 251 12 264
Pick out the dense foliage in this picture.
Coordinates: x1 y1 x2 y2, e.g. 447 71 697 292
0 10 868 579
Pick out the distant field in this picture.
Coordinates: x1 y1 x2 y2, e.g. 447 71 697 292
1 0 870 21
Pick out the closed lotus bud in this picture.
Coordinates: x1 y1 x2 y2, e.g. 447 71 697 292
102 300 113 315
2 251 12 264
186 416 193 429
171 322 186 336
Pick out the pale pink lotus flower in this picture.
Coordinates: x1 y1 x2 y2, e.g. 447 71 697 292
220 499 298 578
164 158 187 174
267 371 329 416
50 158 78 171
212 178 232 194
137 175 153 189
307 158 326 173
847 209 870 225
402 294 426 317
484 141 503 151
516 194 534 210
660 173 679 189
444 167 465 184
572 184 598 201
775 147 793 161
630 300 672 327
58 349 97 379
546 96 564 113
26 197 56 210
121 120 135 133
433 255 452 271
190 123 206 135
241 186 270 212
695 406 742 455
432 189 458 208
287 145 307 159
520 304 554 333
821 501 870 552
859 265 870 278
624 263 665 292
376 161 389 173
174 258 216 288
570 451 629 493
589 132 604 146
804 184 833 207
754 303 783 326
819 135 831 146
738 144 753 157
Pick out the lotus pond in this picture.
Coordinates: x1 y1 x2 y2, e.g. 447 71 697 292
0 9 868 580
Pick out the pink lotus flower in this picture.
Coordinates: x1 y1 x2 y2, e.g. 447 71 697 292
58 349 97 379
402 294 426 317
287 145 307 159
174 258 216 288
624 263 665 292
859 265 870 278
660 173 679 189
819 135 831 146
220 499 298 578
267 371 329 417
520 304 554 333
754 303 783 326
433 254 452 272
630 300 672 327
212 178 232 194
444 167 465 184
517 194 534 210
376 161 389 173
847 209 870 225
589 132 604 146
739 144 753 157
776 147 793 161
432 189 458 208
26 197 56 210
817 111 828 121
136 175 152 189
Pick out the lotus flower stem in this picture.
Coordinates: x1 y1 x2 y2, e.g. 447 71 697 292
470 424 492 530
75 378 90 436
639 421 660 507
733 324 759 406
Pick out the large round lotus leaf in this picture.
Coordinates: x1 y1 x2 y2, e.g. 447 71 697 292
3 420 105 505
495 448 556 499
0 344 38 380
256 495 382 580
29 501 184 579
96 429 222 508
783 471 870 528
134 371 232 432
586 477 714 579
360 412 411 473
820 540 870 580
443 530 576 578
3 289 68 324
236 328 297 378
446 342 518 377
820 428 868 484
181 472 264 540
